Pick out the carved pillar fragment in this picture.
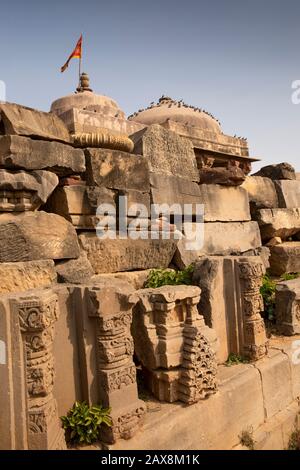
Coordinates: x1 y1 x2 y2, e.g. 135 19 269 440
13 289 66 450
238 259 268 360
87 284 145 444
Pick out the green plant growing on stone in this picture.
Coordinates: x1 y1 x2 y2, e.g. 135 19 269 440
281 273 300 281
287 428 300 450
225 353 249 367
260 274 276 321
60 401 112 445
144 265 194 289
239 427 255 450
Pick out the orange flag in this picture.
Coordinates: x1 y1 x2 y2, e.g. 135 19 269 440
61 35 82 73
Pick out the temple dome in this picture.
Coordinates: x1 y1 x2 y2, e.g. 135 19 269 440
128 96 221 133
50 73 125 119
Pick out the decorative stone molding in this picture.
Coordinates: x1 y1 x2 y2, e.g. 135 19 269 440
87 285 146 443
238 259 268 360
72 132 134 153
12 289 66 450
133 285 218 404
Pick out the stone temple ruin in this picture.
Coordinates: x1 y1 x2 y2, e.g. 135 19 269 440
0 73 300 450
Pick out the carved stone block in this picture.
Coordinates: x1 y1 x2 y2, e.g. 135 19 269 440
86 283 146 443
132 285 218 404
276 279 300 335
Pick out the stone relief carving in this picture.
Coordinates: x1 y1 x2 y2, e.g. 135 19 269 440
13 290 66 449
238 260 268 360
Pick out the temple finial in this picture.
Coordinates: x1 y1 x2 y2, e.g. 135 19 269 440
76 72 93 93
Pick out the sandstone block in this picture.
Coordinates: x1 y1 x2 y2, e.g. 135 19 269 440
0 103 70 143
266 237 282 247
150 172 202 214
0 211 80 262
256 208 300 241
93 270 153 290
0 135 85 176
199 166 246 186
275 279 300 335
255 350 293 419
131 124 199 182
133 285 218 403
275 180 300 208
198 184 250 222
118 189 150 215
182 221 261 256
85 148 150 191
193 256 267 363
45 185 116 228
79 233 177 273
254 162 296 180
55 253 94 284
0 260 56 294
269 242 300 275
0 169 58 211
241 176 279 210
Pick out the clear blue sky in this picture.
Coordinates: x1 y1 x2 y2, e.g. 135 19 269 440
1 0 300 170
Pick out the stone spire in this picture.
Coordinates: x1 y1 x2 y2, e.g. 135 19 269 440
76 72 93 93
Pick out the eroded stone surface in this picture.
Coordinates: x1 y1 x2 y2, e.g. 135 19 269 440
0 169 58 211
55 253 94 284
0 211 80 262
85 148 150 191
0 260 56 294
0 103 70 142
276 279 300 335
79 233 177 273
254 163 296 181
269 242 300 276
198 184 250 222
131 124 199 182
0 135 85 176
275 180 300 209
241 176 279 210
256 208 300 241
150 172 202 214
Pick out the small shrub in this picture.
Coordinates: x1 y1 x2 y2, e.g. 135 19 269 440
144 265 194 289
287 428 300 450
260 274 276 321
281 273 300 281
225 353 249 367
61 401 112 445
239 427 255 450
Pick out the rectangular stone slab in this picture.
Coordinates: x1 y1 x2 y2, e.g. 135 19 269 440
256 208 300 241
241 176 279 210
269 242 300 275
181 221 262 256
0 211 80 262
0 135 85 176
79 233 177 273
275 180 300 209
150 172 202 214
85 148 150 191
198 184 251 222
0 103 70 143
0 260 56 294
131 124 199 182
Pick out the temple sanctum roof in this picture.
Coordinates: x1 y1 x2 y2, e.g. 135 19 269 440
128 96 222 133
50 73 125 120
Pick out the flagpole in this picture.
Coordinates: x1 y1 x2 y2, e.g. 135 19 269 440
78 56 82 88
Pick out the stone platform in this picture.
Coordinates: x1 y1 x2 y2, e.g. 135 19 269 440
105 337 300 450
